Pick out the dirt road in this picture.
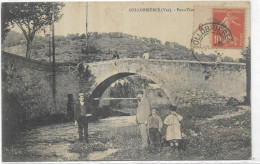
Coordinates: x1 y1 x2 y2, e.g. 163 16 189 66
3 116 136 161
3 108 251 161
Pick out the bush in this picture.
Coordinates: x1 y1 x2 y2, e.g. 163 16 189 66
2 91 25 146
179 104 237 120
226 97 240 106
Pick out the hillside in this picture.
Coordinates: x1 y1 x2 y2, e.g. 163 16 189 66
2 31 236 63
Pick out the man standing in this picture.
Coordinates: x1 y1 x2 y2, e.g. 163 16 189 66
74 93 92 143
136 91 151 149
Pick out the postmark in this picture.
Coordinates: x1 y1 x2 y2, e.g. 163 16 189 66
190 22 234 80
212 8 245 49
190 22 233 61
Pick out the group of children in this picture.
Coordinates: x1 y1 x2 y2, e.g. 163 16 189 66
146 105 183 153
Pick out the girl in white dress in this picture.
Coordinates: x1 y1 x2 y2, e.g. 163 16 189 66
164 105 183 150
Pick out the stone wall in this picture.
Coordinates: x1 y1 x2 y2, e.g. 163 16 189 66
2 52 54 121
55 63 80 114
163 61 246 107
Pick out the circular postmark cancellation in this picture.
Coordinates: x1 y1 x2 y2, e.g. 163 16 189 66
190 22 234 80
190 22 234 62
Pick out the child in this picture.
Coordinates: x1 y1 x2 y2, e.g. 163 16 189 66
147 109 163 153
164 105 183 152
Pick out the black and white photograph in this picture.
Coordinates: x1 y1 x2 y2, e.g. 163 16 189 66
1 1 255 162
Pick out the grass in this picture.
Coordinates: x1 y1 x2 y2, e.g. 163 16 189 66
102 105 251 160
57 104 251 160
2 104 251 161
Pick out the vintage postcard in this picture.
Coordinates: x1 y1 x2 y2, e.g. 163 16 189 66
1 1 253 162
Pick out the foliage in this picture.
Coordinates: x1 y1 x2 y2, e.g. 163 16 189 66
78 63 96 95
222 56 234 62
179 104 239 121
2 90 25 146
109 76 153 109
69 141 108 155
226 97 240 106
1 3 15 42
3 2 65 58
2 31 237 63
241 39 251 60
2 59 56 145
110 81 136 98
241 39 251 104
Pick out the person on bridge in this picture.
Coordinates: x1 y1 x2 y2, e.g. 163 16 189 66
74 93 92 143
142 50 150 59
112 50 120 66
136 91 151 149
164 105 183 152
112 50 120 60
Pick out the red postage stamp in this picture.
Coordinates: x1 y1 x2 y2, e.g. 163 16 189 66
212 8 245 49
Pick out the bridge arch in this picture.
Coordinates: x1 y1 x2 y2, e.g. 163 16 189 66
88 71 171 105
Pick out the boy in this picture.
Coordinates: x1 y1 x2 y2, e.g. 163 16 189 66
147 109 163 153
74 93 92 143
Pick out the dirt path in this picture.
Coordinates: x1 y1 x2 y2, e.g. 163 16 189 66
4 116 136 161
3 107 251 161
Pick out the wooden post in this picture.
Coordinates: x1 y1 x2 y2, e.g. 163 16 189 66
86 2 88 55
52 4 56 113
48 33 51 63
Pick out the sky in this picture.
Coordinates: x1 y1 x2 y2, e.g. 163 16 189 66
55 2 195 46
11 1 250 59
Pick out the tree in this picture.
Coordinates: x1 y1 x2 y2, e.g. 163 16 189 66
165 41 171 46
222 56 234 63
241 38 251 104
1 3 15 42
3 2 65 58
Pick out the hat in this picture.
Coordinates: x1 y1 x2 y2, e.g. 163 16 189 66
137 94 143 99
170 105 177 111
79 93 84 97
137 90 144 95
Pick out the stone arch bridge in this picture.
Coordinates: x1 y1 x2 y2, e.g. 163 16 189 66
79 59 246 107
2 52 246 117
